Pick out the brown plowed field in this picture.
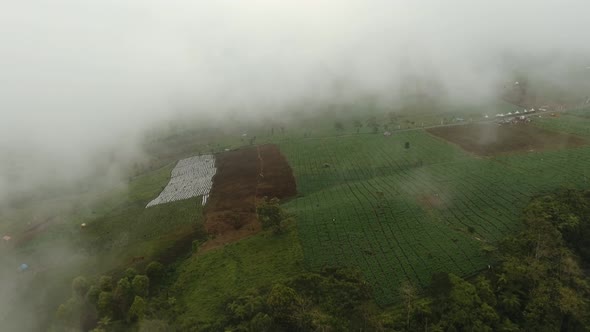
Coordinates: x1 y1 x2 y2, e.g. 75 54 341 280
201 144 296 251
427 123 587 156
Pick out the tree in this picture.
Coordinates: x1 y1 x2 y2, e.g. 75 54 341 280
97 291 113 318
138 319 171 332
474 276 496 307
56 298 77 325
113 278 134 318
227 290 265 321
146 261 165 286
334 121 344 132
90 317 111 332
124 268 138 281
128 296 147 322
400 280 417 330
72 276 90 299
257 197 285 231
86 285 101 306
132 275 150 298
267 284 301 323
99 276 113 292
250 313 273 332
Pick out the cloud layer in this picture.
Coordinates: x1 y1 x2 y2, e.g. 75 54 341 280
1 0 589 199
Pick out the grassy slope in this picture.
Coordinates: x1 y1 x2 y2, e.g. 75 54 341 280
172 223 304 327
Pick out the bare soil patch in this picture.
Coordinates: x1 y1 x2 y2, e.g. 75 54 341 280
201 144 296 251
427 123 587 156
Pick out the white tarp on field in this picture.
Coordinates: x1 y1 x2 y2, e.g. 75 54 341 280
146 155 216 207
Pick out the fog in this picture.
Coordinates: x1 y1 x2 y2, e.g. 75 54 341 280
1 1 590 330
1 0 589 199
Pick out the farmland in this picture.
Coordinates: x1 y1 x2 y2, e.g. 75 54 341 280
202 144 296 251
146 154 216 207
5 102 590 330
279 127 590 304
427 123 587 156
533 107 590 138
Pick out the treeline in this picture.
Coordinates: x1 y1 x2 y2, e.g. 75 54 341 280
187 268 372 332
373 188 590 331
53 261 173 332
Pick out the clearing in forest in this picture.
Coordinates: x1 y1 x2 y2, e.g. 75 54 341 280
201 144 296 250
427 123 587 156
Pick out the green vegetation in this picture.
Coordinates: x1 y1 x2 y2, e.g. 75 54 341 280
280 128 590 304
373 189 590 331
219 267 371 332
257 197 288 233
534 109 590 138
0 155 206 331
54 261 169 331
6 98 590 331
171 224 305 330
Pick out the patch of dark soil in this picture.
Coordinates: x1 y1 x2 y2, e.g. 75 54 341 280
427 123 587 156
201 144 296 252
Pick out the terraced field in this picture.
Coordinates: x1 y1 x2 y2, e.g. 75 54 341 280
280 129 590 304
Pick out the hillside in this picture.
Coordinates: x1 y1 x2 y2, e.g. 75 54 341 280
2 101 590 331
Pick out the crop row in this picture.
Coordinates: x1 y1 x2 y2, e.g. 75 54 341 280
281 131 590 304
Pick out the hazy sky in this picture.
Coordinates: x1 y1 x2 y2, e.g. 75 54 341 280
1 0 589 200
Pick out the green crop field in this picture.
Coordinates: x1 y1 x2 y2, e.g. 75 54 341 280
279 128 590 304
533 108 590 137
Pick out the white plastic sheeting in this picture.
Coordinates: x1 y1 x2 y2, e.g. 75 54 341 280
146 155 216 207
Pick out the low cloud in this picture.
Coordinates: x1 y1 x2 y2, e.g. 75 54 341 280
1 0 589 200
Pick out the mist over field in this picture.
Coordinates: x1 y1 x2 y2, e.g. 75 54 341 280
1 0 589 200
1 2 590 331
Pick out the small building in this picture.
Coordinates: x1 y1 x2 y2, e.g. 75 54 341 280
383 131 392 137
